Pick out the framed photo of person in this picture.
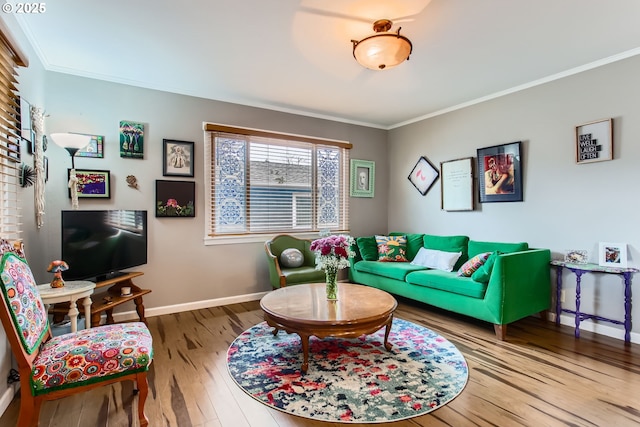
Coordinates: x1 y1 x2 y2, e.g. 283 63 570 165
476 141 523 203
163 139 194 177
350 159 375 198
598 242 627 268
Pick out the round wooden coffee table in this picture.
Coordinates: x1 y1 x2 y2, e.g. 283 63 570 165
260 283 397 373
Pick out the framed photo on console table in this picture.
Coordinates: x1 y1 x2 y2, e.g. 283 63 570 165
476 141 522 203
598 242 627 268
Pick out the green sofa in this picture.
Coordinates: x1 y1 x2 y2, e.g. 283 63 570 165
349 233 551 339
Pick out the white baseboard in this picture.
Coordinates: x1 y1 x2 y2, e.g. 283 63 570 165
0 383 17 418
109 291 269 323
549 312 639 344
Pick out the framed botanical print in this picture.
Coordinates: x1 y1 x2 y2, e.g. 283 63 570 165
156 180 195 217
477 141 523 203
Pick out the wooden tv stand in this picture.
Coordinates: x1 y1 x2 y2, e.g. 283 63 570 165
51 271 151 327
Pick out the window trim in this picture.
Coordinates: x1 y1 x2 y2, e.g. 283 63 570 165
203 122 352 244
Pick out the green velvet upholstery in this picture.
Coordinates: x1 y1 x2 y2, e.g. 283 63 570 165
265 235 326 289
350 234 551 339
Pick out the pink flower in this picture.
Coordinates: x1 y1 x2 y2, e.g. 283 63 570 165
166 199 179 208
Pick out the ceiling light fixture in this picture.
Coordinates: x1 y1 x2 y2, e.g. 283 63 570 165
351 19 412 70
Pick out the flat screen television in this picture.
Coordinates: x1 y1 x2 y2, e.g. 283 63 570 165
61 210 148 281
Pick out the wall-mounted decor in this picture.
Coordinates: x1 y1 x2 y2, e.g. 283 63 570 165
119 121 144 158
163 139 194 177
564 250 588 264
440 157 474 211
44 156 48 182
477 141 523 203
19 97 35 149
75 134 104 158
68 169 111 199
576 118 612 164
598 242 627 268
156 180 195 217
7 140 20 162
349 159 375 197
408 156 438 196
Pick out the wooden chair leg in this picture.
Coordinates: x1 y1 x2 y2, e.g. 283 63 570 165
494 323 507 340
136 372 150 427
17 378 36 427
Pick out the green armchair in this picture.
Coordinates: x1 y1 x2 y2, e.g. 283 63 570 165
265 235 325 288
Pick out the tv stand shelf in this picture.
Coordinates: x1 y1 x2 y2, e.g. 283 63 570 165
51 272 151 328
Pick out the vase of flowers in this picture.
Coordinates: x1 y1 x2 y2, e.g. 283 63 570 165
310 234 355 300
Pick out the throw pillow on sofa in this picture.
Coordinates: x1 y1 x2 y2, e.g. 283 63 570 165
356 236 379 261
375 235 409 262
471 251 500 283
457 252 491 277
411 247 461 272
423 234 469 270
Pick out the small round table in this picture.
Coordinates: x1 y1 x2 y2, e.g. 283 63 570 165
37 281 96 332
260 283 397 373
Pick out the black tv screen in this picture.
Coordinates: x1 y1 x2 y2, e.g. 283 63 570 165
61 210 148 281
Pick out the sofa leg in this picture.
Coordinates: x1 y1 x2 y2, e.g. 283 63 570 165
494 324 506 340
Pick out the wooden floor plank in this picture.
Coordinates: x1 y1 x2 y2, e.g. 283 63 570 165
0 296 638 427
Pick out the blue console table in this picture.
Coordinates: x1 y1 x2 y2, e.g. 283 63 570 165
551 260 638 343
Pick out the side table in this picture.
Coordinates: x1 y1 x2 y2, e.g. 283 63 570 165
37 281 96 332
551 260 639 343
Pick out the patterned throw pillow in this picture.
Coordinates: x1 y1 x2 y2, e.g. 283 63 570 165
375 235 409 262
457 252 491 276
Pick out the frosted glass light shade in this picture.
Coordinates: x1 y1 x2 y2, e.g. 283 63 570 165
353 34 412 70
50 133 91 150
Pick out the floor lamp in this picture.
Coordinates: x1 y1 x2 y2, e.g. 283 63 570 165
50 133 91 210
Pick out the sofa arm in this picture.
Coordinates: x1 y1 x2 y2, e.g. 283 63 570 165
485 248 551 323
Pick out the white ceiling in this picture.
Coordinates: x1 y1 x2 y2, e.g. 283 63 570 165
14 0 640 129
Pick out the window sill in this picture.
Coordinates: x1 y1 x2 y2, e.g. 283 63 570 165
204 232 321 246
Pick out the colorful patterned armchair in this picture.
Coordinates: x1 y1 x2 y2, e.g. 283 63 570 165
265 234 325 288
0 239 153 427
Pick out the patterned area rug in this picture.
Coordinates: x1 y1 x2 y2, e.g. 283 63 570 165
227 318 468 423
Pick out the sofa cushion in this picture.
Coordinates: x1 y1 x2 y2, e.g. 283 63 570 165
390 232 424 261
471 251 500 283
405 269 488 299
411 247 461 272
356 236 378 261
468 240 528 258
375 235 409 262
423 234 469 270
457 252 491 277
353 260 427 281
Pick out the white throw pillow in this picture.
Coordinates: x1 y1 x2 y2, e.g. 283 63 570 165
410 247 462 272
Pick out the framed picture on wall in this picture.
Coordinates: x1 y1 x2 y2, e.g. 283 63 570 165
75 134 105 158
440 157 474 211
350 159 375 197
408 156 438 196
156 180 195 217
163 139 194 177
68 169 111 198
575 118 613 164
476 141 523 203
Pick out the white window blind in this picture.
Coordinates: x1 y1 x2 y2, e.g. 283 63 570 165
0 23 28 241
204 123 351 237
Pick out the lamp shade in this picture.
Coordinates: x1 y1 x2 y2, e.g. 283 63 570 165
50 133 91 150
352 20 412 70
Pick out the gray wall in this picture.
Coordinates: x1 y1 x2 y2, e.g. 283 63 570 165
388 54 640 341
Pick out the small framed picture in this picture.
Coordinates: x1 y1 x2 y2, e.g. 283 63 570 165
477 141 523 203
564 250 588 264
75 134 104 158
598 242 627 268
163 139 194 177
7 140 20 162
350 159 375 197
68 169 111 199
408 156 439 196
576 118 612 164
44 156 48 182
156 180 195 217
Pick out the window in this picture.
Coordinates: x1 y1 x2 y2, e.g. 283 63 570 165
0 23 28 241
204 123 352 240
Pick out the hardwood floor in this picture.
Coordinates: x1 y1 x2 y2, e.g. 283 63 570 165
1 297 638 427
